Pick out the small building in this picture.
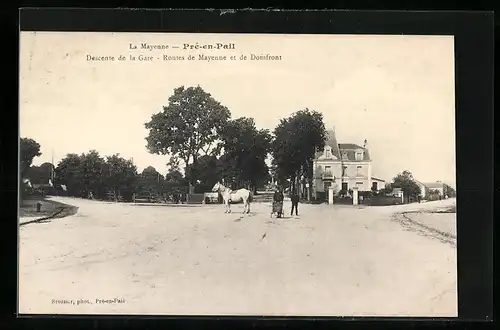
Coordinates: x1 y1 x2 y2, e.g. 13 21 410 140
371 177 386 191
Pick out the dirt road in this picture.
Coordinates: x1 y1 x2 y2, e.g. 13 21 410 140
19 197 457 316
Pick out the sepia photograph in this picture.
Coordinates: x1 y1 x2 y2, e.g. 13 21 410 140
19 31 457 317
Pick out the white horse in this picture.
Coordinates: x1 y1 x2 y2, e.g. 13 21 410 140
212 182 252 214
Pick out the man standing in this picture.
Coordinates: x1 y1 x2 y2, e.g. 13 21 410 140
291 192 299 216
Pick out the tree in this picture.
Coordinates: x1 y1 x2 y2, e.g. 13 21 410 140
135 166 164 194
141 166 164 182
391 170 421 200
379 183 393 195
444 184 456 197
219 117 272 192
20 137 41 178
79 150 108 198
54 153 85 197
216 153 240 188
271 109 327 196
165 156 188 186
185 155 219 192
167 156 181 173
145 86 231 184
104 154 138 197
20 138 42 200
26 162 54 184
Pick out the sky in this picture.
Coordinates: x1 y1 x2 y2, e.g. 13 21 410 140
19 32 456 187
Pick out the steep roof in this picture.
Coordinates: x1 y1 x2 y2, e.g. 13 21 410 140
424 182 445 189
315 129 341 159
314 129 371 161
338 143 363 149
338 144 371 161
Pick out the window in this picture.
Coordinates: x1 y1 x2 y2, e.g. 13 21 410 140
341 182 348 191
356 165 362 176
355 152 363 161
372 182 378 190
325 148 331 158
342 166 347 176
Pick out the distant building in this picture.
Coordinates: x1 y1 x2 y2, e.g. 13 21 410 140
390 187 403 198
423 181 445 196
414 179 427 198
312 128 384 198
371 177 386 191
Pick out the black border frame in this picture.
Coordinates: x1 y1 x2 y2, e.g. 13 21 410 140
8 7 494 329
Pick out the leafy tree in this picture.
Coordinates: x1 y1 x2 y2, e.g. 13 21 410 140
80 150 108 198
145 86 231 184
26 162 54 184
444 184 456 197
391 170 421 199
20 137 41 178
219 117 272 192
54 153 85 197
135 166 164 194
271 109 327 195
167 156 181 173
165 156 188 186
142 166 164 182
185 155 219 192
20 139 42 200
104 154 138 197
379 183 393 195
216 153 240 189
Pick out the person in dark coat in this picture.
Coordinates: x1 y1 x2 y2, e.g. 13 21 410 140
291 192 299 216
273 189 282 203
272 188 284 218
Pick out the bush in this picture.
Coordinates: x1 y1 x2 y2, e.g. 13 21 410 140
316 191 327 202
358 190 373 198
361 196 403 206
336 197 353 205
338 189 348 198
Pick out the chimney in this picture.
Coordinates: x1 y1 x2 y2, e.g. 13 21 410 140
363 139 368 149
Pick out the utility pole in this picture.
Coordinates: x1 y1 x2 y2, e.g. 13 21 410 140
50 149 55 185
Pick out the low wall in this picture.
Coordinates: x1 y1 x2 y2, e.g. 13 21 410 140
362 196 403 206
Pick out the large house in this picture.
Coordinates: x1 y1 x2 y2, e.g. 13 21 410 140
312 128 385 198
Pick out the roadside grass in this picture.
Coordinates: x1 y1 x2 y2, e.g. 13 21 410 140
19 197 79 224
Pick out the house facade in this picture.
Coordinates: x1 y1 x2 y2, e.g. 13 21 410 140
312 128 385 198
414 180 428 198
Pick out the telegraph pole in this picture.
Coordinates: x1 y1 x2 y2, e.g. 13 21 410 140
51 149 55 184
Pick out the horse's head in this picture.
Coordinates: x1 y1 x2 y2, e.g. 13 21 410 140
212 182 221 192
